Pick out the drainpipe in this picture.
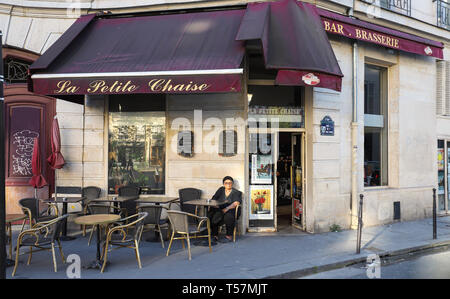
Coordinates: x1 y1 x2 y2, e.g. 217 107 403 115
348 4 359 229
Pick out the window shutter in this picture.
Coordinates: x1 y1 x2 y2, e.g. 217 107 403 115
437 60 446 115
446 61 450 115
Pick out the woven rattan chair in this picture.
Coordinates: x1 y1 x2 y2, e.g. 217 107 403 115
218 202 241 242
137 204 168 248
80 186 102 235
19 197 58 230
118 186 140 217
100 212 148 273
12 214 68 277
166 210 212 261
84 201 123 245
178 188 202 217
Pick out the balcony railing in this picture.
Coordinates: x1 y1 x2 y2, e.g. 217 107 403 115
437 0 450 30
361 0 411 16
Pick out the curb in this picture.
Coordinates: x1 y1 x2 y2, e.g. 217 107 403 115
264 239 450 279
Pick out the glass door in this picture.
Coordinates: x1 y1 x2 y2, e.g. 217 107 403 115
248 131 277 232
438 140 445 212
291 133 304 229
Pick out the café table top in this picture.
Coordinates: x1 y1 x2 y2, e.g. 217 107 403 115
6 214 27 223
183 199 224 207
40 197 85 204
87 196 138 203
74 214 121 226
135 196 179 204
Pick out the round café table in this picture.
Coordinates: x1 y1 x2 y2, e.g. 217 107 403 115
5 214 27 267
74 214 121 270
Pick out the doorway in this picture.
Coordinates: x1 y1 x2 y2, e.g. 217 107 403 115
276 132 305 231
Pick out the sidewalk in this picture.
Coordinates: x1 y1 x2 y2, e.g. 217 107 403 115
6 215 450 279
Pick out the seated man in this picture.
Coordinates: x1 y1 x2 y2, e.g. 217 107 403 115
208 176 242 243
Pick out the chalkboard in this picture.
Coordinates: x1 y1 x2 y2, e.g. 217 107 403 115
8 106 42 178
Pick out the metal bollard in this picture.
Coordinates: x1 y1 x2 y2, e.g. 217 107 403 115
356 194 364 254
433 188 437 240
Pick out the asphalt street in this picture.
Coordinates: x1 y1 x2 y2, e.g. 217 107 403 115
300 248 450 279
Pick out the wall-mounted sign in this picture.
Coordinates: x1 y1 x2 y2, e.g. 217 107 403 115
320 115 334 136
319 15 443 59
302 73 320 86
31 74 242 96
248 105 304 128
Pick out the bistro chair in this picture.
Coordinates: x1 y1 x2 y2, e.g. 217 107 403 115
84 201 123 246
178 188 202 218
12 214 68 277
137 204 168 248
100 212 148 273
166 210 212 261
19 197 58 230
118 186 140 217
218 202 241 242
79 186 102 236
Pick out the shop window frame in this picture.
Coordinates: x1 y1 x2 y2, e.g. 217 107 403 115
364 63 389 188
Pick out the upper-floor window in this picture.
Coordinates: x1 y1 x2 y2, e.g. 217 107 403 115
437 0 450 30
361 0 411 16
4 57 31 84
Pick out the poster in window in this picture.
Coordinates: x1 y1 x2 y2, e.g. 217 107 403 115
438 148 444 171
249 185 274 220
251 154 272 184
438 171 445 194
293 198 302 220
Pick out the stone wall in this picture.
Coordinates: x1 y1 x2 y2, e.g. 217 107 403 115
309 35 439 233
56 95 107 197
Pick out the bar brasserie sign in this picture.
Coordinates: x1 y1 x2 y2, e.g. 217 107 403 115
32 75 242 95
321 17 442 59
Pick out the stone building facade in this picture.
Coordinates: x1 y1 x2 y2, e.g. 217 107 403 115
2 0 450 233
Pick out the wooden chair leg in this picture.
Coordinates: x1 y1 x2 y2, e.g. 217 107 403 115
27 246 33 265
166 231 175 256
12 244 20 277
101 240 110 273
88 226 95 245
57 239 65 263
157 225 165 248
135 240 142 269
186 234 191 261
51 243 57 272
207 224 212 253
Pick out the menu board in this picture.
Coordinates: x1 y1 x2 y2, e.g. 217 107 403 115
8 106 41 178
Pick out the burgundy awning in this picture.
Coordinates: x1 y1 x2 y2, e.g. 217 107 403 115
29 9 246 96
236 0 344 91
317 8 444 59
